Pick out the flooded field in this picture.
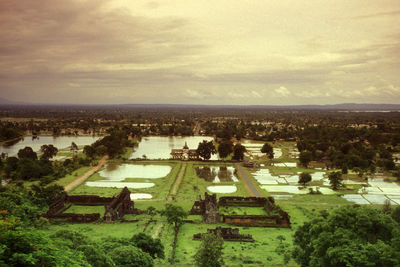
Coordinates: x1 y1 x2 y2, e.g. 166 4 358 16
207 185 237 193
261 185 335 194
195 166 238 182
85 181 155 189
0 135 101 156
130 193 152 200
274 162 297 167
99 163 171 180
130 136 216 159
241 140 282 158
85 163 172 189
252 169 325 185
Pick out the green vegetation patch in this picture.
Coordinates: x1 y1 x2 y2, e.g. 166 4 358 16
65 205 106 217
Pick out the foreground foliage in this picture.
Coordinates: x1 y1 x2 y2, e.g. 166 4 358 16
293 205 400 267
194 232 224 267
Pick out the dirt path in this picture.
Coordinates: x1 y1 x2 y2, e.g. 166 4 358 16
64 155 109 192
152 222 164 238
168 163 187 201
235 163 263 197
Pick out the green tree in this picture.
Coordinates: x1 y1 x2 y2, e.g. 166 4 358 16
196 140 217 160
131 233 164 259
17 146 37 160
83 145 96 159
299 151 312 168
1 217 90 266
40 144 58 160
328 171 342 190
194 232 224 267
261 142 274 159
70 142 79 153
160 204 187 232
110 246 153 267
298 172 312 186
217 141 233 159
232 143 246 161
392 206 400 224
293 205 400 267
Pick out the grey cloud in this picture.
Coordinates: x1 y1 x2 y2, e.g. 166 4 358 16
352 10 400 19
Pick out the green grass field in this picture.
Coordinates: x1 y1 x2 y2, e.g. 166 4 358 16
42 157 363 266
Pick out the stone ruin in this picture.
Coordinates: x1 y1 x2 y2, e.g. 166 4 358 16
43 187 144 223
189 193 291 228
193 227 254 242
189 192 220 223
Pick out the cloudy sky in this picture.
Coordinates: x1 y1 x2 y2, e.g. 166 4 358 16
0 0 399 105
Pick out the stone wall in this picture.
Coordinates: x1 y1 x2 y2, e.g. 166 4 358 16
222 215 290 228
43 187 143 223
67 195 113 205
193 227 254 242
219 196 268 207
189 194 291 228
48 213 100 223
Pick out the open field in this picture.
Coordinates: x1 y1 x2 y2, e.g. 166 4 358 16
40 137 400 266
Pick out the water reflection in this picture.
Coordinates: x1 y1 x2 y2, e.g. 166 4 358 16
99 163 172 181
195 166 238 183
0 135 101 156
130 136 216 160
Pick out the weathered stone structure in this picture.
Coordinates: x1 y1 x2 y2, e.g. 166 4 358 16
43 187 143 223
189 194 291 228
189 192 220 223
170 142 200 160
104 187 142 222
193 227 254 242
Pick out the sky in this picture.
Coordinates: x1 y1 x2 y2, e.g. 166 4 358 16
0 0 399 105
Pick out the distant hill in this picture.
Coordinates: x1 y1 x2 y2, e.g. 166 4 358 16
119 103 400 111
1 101 399 111
0 97 27 105
0 97 12 104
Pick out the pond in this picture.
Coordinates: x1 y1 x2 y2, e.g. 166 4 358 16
0 135 101 156
99 163 172 181
261 185 335 194
130 193 152 200
85 181 155 189
241 140 282 158
195 166 238 182
207 185 237 193
274 162 297 167
130 136 217 160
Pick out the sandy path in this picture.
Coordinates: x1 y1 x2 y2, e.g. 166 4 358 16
167 163 187 201
64 155 109 192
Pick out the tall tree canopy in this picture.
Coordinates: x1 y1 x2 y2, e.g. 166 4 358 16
17 146 37 160
194 232 224 267
261 143 274 159
196 140 217 160
232 143 246 161
217 141 233 159
293 205 400 267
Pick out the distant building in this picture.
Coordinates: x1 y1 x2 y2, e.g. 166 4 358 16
171 142 199 160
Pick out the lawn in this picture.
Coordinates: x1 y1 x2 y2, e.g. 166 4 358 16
54 166 92 187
